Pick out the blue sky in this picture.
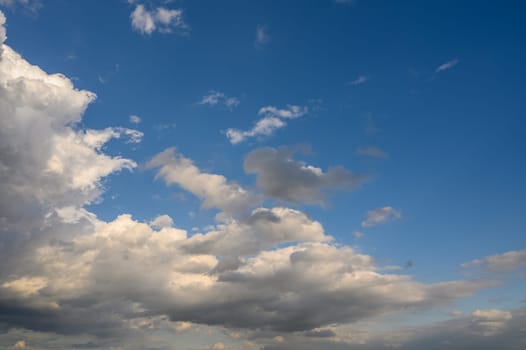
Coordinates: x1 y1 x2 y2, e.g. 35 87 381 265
0 1 525 349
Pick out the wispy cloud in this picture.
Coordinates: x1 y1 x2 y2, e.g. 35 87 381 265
362 206 401 227
255 24 269 48
356 146 388 158
199 90 240 109
97 63 119 84
461 249 526 272
130 4 187 35
436 58 459 73
348 75 369 86
226 105 308 144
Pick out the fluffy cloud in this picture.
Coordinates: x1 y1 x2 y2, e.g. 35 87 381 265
226 105 308 144
461 249 526 272
199 90 240 109
150 214 174 228
0 14 141 280
244 146 364 204
130 4 187 35
147 147 260 214
3 212 494 336
361 207 401 227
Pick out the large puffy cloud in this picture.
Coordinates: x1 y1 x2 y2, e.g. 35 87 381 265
0 13 141 279
181 207 331 257
244 146 363 204
2 212 496 336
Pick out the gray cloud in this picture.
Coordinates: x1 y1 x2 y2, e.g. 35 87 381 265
244 146 364 205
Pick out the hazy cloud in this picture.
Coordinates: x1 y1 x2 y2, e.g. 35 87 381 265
348 75 369 86
461 249 526 272
356 146 388 158
255 24 269 48
129 115 141 124
436 58 459 73
361 206 402 227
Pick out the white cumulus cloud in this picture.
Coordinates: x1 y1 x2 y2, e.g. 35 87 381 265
130 4 187 35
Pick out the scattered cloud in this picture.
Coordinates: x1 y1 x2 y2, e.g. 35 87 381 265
354 231 365 239
129 114 141 124
244 146 364 205
362 206 402 227
436 58 459 73
348 75 369 86
130 4 187 35
255 24 269 48
461 249 526 272
0 9 521 350
199 90 240 109
226 104 308 144
356 146 388 158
